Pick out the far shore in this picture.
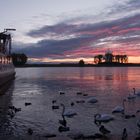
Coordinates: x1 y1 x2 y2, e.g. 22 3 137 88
15 62 140 68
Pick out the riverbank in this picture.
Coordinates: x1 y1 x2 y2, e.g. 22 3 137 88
16 62 140 68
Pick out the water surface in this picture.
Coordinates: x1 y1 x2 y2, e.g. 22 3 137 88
1 67 140 138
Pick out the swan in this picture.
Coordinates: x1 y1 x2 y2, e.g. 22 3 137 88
133 88 140 96
63 110 77 118
112 100 135 118
112 99 126 114
87 97 98 104
137 120 140 135
127 88 136 99
94 113 114 123
99 125 111 135
122 128 127 140
60 103 77 118
59 104 67 127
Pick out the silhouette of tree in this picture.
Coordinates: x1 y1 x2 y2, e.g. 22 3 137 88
95 50 128 64
115 55 121 63
105 52 113 63
122 55 128 63
115 55 128 63
79 59 85 66
11 53 28 66
94 55 103 64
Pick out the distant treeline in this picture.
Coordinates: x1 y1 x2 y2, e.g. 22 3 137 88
94 50 128 64
11 53 28 66
18 63 140 68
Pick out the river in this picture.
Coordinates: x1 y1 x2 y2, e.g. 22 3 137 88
0 67 140 139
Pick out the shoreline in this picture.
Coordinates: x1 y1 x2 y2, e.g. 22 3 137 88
15 63 140 68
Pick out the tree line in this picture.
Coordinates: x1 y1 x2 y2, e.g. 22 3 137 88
11 53 28 66
94 51 128 64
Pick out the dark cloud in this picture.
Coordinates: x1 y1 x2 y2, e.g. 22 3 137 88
27 23 79 38
14 36 93 59
127 0 140 9
108 0 140 15
15 0 140 60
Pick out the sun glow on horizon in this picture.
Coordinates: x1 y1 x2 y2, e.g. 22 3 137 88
28 56 140 64
28 57 94 64
129 56 140 63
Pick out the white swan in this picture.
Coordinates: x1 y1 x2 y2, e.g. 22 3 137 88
127 88 136 99
112 99 126 113
133 88 140 96
63 110 77 118
60 104 77 118
87 97 98 103
59 104 67 127
137 120 140 129
94 113 114 122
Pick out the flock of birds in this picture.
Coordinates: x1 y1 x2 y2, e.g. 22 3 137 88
4 87 140 139
51 87 140 140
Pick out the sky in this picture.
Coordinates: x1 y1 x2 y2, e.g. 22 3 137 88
0 0 140 63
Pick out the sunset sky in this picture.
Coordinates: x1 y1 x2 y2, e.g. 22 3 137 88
0 0 140 63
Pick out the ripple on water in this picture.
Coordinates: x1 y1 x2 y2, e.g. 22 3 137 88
1 67 140 138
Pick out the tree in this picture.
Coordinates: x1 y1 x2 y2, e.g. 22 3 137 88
11 53 28 66
115 55 121 63
79 59 85 66
105 52 113 63
122 55 128 63
115 55 128 63
94 54 103 64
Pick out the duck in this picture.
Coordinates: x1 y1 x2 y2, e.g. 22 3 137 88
25 102 32 106
59 91 65 95
70 102 74 106
52 100 57 104
27 128 33 135
76 92 82 95
124 114 135 119
83 94 88 96
52 105 59 109
58 126 70 132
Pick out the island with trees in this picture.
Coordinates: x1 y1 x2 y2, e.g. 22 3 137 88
93 50 129 66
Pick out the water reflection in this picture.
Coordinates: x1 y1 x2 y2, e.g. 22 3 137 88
1 67 140 138
0 81 15 136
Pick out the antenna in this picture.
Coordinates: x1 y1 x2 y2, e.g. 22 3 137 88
0 28 16 34
4 28 16 33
